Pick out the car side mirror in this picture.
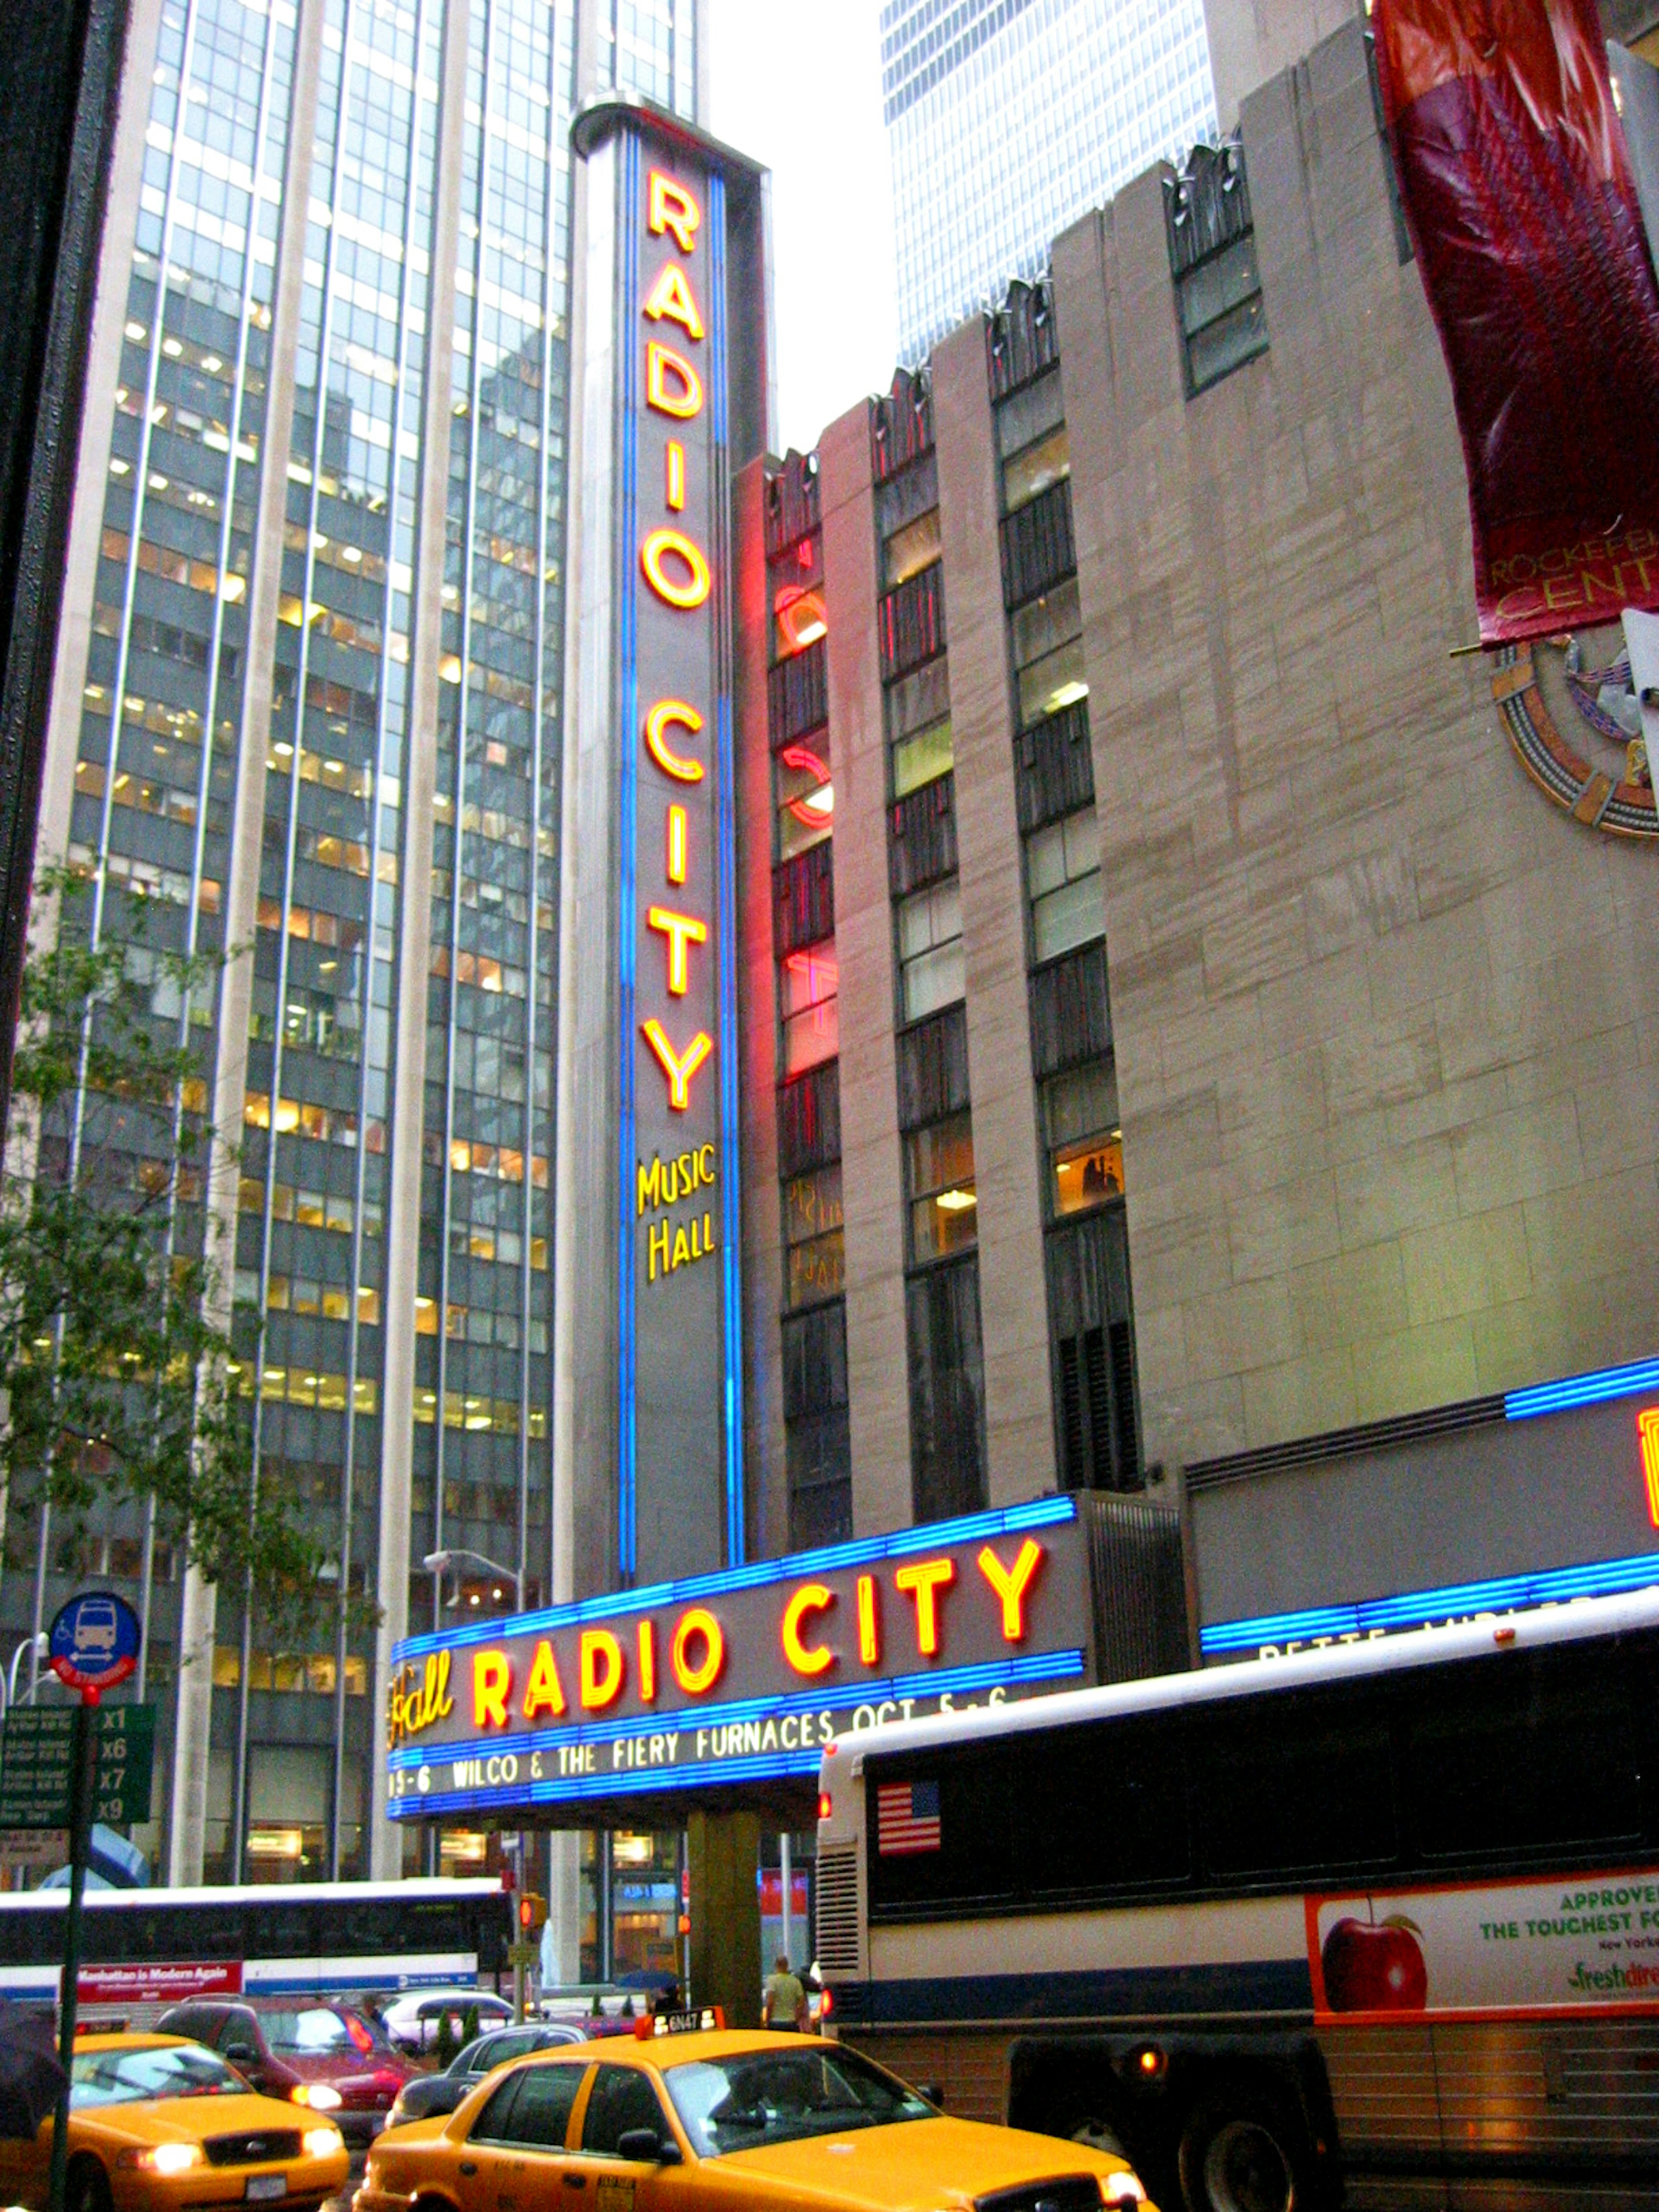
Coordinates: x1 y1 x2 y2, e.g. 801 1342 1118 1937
917 2083 944 2110
225 2044 260 2066
616 2130 681 2166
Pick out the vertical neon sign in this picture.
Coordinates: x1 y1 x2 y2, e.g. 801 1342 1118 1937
617 131 744 1583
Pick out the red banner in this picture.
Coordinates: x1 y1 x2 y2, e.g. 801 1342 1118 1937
78 1961 242 2003
1373 0 1659 643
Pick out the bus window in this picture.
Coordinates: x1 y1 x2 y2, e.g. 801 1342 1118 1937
1404 1650 1644 1863
1198 1690 1398 1882
1016 1719 1188 1899
865 1747 1015 1916
250 1902 320 1958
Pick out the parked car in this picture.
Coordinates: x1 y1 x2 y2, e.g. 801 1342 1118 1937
385 2024 586 2128
0 2033 346 2212
156 2000 413 2148
377 1990 514 2057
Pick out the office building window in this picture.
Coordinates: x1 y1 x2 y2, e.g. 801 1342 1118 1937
1012 578 1087 727
906 1255 986 1524
1166 137 1268 397
888 652 953 796
884 506 942 589
1027 805 1103 964
896 877 963 1021
782 1162 845 1309
780 939 838 1076
1043 1060 1124 1217
775 740 834 862
905 1109 977 1263
1002 423 1069 515
893 712 954 799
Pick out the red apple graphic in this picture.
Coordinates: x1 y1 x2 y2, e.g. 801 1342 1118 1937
1322 1911 1427 2012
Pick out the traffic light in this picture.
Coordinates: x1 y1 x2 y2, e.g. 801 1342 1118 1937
517 1891 547 1935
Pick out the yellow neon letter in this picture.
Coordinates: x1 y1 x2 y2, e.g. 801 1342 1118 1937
648 169 700 254
641 527 711 610
856 1573 880 1665
647 905 708 995
579 1629 624 1712
641 1020 713 1110
646 340 702 419
521 1638 567 1719
976 1538 1045 1643
895 1557 956 1657
644 699 705 782
667 805 688 885
782 1584 836 1677
472 1649 511 1729
643 262 704 340
671 1607 725 1694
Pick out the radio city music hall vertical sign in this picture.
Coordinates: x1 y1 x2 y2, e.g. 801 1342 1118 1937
568 104 766 1588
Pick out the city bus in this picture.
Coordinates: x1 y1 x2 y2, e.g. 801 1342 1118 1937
0 1879 512 2021
814 1586 1659 2212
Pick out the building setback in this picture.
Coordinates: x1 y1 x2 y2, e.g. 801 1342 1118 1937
6 0 706 1888
737 0 1659 1639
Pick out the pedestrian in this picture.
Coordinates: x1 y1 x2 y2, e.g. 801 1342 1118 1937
762 1952 808 2032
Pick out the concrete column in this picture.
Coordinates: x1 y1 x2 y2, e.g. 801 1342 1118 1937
930 320 1057 1507
367 0 470 1881
732 455 787 1557
687 1807 760 2026
167 0 327 1886
818 404 911 1537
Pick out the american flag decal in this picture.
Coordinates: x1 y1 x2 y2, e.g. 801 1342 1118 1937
876 1779 941 1856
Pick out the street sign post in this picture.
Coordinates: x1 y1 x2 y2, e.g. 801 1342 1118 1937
0 1704 153 1828
44 1590 142 2212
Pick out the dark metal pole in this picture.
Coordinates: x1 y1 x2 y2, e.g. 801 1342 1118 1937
47 1691 95 2212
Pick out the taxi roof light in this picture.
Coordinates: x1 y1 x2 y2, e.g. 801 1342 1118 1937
634 2005 725 2040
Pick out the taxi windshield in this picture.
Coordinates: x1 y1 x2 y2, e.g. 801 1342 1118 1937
664 2046 933 2158
71 2046 245 2107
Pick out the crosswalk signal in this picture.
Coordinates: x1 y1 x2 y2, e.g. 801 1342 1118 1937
518 1891 547 1935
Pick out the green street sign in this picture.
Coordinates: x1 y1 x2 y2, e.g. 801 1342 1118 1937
0 1705 155 1829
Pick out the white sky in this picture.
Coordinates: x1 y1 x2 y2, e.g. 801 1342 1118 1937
707 0 899 458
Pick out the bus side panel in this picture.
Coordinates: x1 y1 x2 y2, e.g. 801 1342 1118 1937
841 2028 1009 2125
1319 2023 1441 2202
1434 2014 1659 2181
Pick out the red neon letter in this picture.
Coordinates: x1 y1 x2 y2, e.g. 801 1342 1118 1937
644 699 705 782
782 1584 836 1677
671 1607 725 1694
472 1649 511 1729
643 262 704 341
977 1538 1045 1643
641 527 711 610
641 1020 713 1110
646 341 702 419
895 1557 955 1657
648 170 700 254
579 1629 624 1711
647 905 708 995
521 1638 567 1719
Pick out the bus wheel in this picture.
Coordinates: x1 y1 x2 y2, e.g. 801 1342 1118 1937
65 2158 111 2212
1178 2094 1302 2212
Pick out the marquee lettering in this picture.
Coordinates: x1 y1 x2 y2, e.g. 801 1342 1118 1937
895 1556 956 1657
522 1638 567 1719
646 341 702 419
671 1606 725 1694
643 699 705 782
641 1019 712 1110
580 1629 625 1711
638 1617 658 1701
977 1538 1045 1643
646 904 708 995
387 1650 453 1748
782 1583 836 1677
473 1649 512 1729
647 169 700 254
642 261 704 340
640 526 712 610
856 1573 880 1665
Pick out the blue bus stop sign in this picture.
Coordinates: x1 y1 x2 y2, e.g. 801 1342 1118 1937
48 1589 141 1695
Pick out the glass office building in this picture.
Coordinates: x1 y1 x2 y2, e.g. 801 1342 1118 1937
881 0 1217 360
8 0 703 1887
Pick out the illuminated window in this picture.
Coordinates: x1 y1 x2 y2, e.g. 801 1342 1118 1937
892 712 953 800
780 940 838 1077
905 1110 977 1263
782 1163 845 1309
1043 1060 1124 1218
1027 806 1103 964
775 741 833 861
884 506 941 590
1012 580 1086 728
1002 423 1069 514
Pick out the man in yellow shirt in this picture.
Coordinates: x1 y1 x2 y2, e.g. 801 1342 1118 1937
762 1953 808 2031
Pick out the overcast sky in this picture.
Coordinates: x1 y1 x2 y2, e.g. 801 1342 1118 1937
707 0 899 457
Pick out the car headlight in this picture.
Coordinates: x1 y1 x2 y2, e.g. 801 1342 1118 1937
303 2128 344 2161
292 2085 342 2111
1100 2173 1146 2208
118 2143 205 2176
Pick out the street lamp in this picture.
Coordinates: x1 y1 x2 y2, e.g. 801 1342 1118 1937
0 1631 49 1720
421 1548 524 1613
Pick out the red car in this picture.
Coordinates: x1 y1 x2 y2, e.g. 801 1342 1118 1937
157 2000 414 2146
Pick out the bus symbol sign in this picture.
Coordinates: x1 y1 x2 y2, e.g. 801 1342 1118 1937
49 1590 141 1694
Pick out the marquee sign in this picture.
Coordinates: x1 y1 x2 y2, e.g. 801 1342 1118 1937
385 1497 1094 1821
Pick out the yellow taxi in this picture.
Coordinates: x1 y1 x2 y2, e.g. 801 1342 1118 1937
0 2034 350 2212
355 2012 1152 2212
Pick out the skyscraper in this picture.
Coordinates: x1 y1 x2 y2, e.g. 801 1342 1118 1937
880 0 1217 361
7 0 704 1888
